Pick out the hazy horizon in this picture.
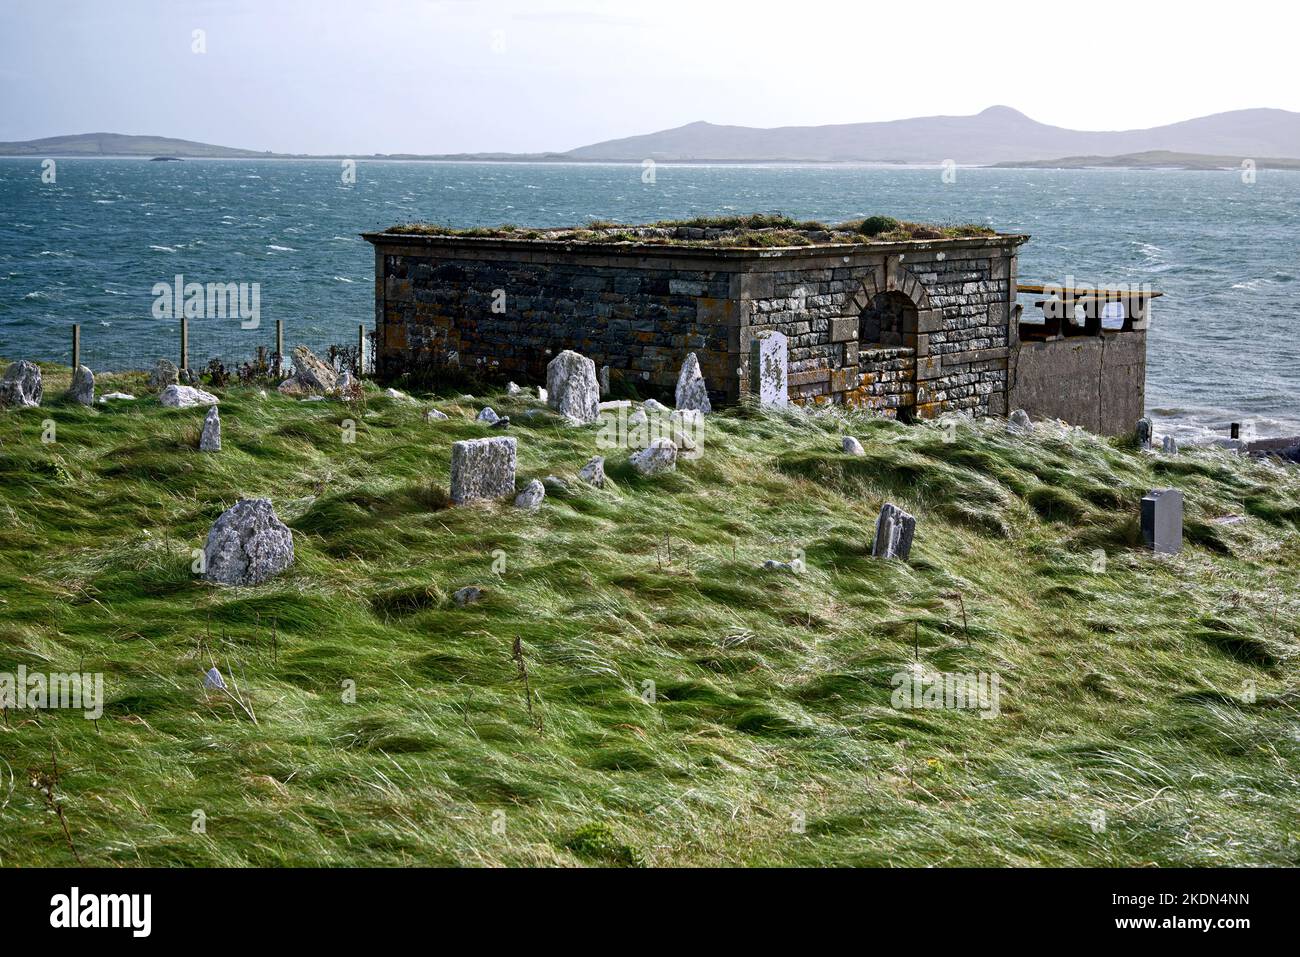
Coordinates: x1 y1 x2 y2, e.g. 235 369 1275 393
1 0 1295 155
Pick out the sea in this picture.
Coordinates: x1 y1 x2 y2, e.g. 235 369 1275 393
2 157 1297 443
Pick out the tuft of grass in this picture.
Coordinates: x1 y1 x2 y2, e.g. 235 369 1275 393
0 370 1297 867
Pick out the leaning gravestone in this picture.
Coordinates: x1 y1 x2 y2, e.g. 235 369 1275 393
450 436 517 504
200 406 222 452
749 330 789 408
514 479 546 510
675 353 712 413
630 438 677 476
546 350 600 425
202 498 295 586
69 365 95 406
871 503 916 560
278 345 338 397
0 360 42 408
1141 488 1183 555
1136 417 1154 451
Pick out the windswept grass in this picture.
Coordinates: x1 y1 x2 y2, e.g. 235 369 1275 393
0 363 1296 867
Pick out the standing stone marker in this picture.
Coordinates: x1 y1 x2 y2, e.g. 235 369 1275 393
1007 409 1032 433
1162 435 1179 455
546 350 600 425
450 436 518 504
69 365 95 406
202 498 295 586
675 353 712 413
578 455 606 488
599 365 611 398
1136 417 1153 450
0 360 43 408
514 479 546 510
749 330 789 408
1141 488 1183 555
150 358 180 390
200 406 222 452
871 502 916 560
842 436 866 456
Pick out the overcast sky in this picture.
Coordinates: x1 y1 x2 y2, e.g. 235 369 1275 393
0 0 1292 154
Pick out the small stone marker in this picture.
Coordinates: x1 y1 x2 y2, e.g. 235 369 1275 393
1141 488 1183 555
278 345 338 397
98 392 135 404
69 365 95 406
762 559 795 572
578 455 606 487
506 381 522 396
1007 409 1032 433
599 365 611 397
1136 417 1153 450
675 353 712 413
423 408 449 422
1162 435 1179 455
546 350 600 424
200 406 221 452
203 667 226 691
514 478 546 510
453 586 485 607
450 436 517 504
203 498 295 586
0 360 42 408
150 358 180 390
749 330 789 408
871 503 916 560
160 384 219 408
477 406 500 425
630 438 677 476
842 436 865 456
643 398 671 414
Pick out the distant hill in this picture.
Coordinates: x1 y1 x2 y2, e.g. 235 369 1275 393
564 106 1300 165
5 107 1300 165
992 150 1300 171
0 132 271 158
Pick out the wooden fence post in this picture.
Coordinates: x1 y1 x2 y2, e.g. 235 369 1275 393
276 319 285 375
180 316 189 371
71 324 81 371
358 324 366 377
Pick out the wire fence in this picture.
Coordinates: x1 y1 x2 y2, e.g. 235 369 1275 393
52 318 375 382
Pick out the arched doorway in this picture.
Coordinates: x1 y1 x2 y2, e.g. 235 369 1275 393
858 290 918 349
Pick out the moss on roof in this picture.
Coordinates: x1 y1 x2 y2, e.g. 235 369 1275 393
383 214 1001 247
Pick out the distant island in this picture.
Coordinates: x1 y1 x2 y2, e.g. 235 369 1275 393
4 106 1300 167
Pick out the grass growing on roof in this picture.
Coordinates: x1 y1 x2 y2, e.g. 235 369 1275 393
0 362 1297 866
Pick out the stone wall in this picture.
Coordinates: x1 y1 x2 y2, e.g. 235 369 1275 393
364 232 1027 420
1012 332 1147 436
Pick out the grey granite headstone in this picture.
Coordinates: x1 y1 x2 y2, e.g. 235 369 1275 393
748 331 789 408
578 455 606 487
674 353 712 413
1141 488 1183 555
200 406 221 451
842 436 865 456
1162 435 1179 455
450 436 517 504
871 502 916 560
0 360 43 408
546 350 600 424
1136 417 1153 450
514 478 546 510
69 365 95 406
202 498 295 586
599 365 611 398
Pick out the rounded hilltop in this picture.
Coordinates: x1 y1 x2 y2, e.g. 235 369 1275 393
384 213 1001 248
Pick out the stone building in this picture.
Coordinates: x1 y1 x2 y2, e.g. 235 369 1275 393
363 220 1152 434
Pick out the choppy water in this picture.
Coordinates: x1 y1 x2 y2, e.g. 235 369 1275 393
2 158 1297 442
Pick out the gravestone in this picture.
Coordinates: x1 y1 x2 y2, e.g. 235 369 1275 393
200 406 221 452
477 406 500 425
149 359 179 390
546 350 600 424
1136 417 1153 451
1162 435 1179 455
842 436 866 456
1141 488 1183 555
202 498 295 586
599 365 611 398
69 365 95 406
160 384 219 408
450 436 517 504
1007 409 1032 433
514 479 546 510
630 438 677 476
578 455 606 488
871 502 916 560
749 330 789 408
0 360 42 408
675 353 712 413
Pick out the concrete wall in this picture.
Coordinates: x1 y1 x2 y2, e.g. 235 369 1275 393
364 233 1026 420
1011 331 1146 436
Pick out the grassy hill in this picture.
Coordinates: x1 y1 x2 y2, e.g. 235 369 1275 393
0 365 1297 867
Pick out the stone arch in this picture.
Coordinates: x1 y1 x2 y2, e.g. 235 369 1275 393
848 261 932 320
